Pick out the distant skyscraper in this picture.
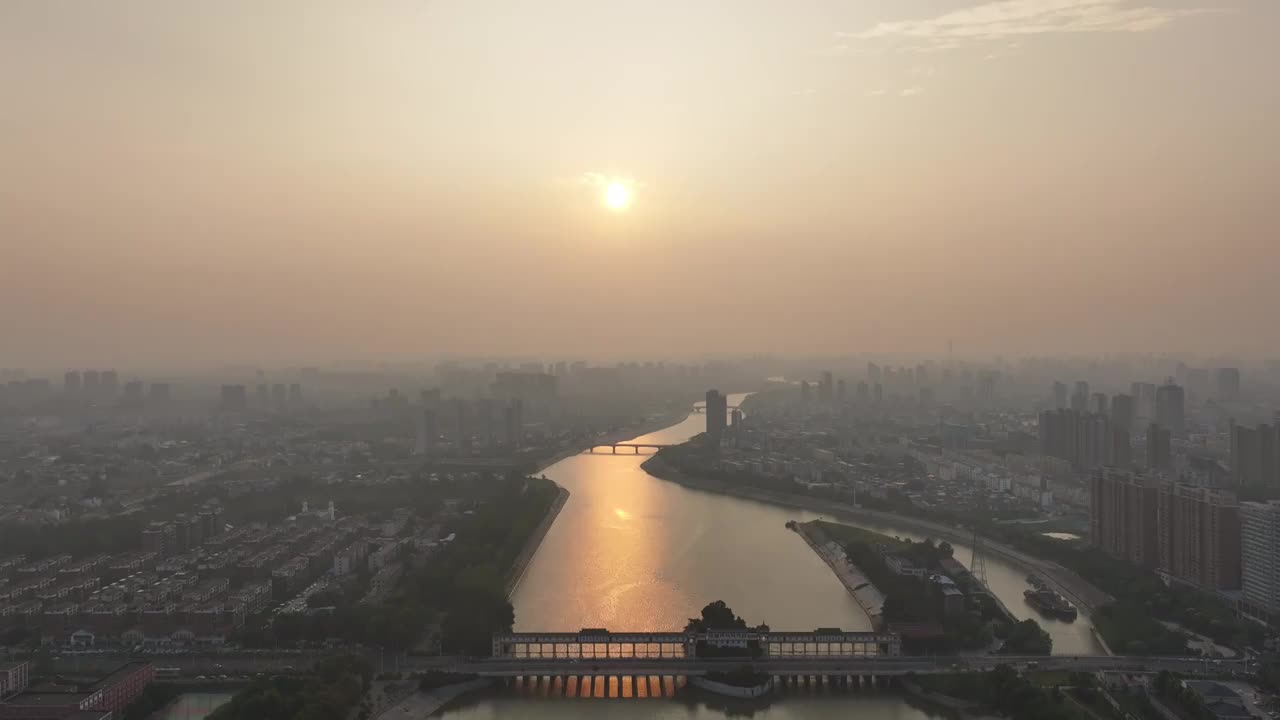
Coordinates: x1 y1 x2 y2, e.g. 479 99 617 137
835 379 847 405
1241 501 1280 615
1070 381 1088 412
818 371 833 405
1146 423 1172 472
83 370 100 396
505 398 524 449
271 383 287 410
1156 380 1186 437
100 370 118 397
855 382 869 404
1137 382 1158 419
800 381 812 407
288 383 302 405
1052 381 1068 410
220 384 248 411
1216 368 1241 402
867 363 881 383
873 383 883 404
255 384 269 406
705 389 728 444
1092 392 1109 416
63 371 81 393
416 408 438 454
454 398 470 452
1231 422 1279 488
1111 394 1135 434
122 381 145 408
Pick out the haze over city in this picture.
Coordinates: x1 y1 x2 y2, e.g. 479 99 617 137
2 5 1280 718
3 0 1278 368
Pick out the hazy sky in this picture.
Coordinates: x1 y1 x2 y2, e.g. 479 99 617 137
2 1 1277 368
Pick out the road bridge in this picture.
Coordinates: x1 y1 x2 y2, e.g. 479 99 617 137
582 443 670 455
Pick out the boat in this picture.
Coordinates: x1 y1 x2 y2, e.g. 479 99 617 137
1023 587 1078 621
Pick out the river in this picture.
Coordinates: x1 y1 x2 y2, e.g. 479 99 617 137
436 392 1097 718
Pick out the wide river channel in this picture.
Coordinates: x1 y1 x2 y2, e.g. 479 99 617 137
436 393 1100 718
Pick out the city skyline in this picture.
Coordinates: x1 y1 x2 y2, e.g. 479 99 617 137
3 0 1279 367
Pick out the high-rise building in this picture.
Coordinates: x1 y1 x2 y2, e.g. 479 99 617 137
818 371 833 405
1146 423 1172 472
122 381 145 408
1156 380 1185 437
1052 381 1068 410
271 383 287 410
1111 393 1135 434
1090 468 1160 569
220 385 248 411
83 370 101 396
1156 483 1241 591
856 382 869 404
1231 422 1279 488
149 383 170 402
1137 382 1158 420
63 371 81 393
1070 381 1089 412
1039 408 1111 469
1092 392 1109 416
505 399 523 449
256 384 269 406
799 381 812 407
867 363 881 383
454 398 470 452
1216 368 1241 402
1241 501 1280 616
288 383 302 405
705 389 728 443
100 370 119 397
1111 429 1132 468
835 379 847 405
415 408 438 455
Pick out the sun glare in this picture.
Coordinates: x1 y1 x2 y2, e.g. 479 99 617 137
604 182 631 211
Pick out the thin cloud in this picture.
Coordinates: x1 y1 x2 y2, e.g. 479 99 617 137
843 0 1226 48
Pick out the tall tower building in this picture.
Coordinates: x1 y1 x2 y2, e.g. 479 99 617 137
1092 392 1109 416
1111 393 1136 434
1216 368 1241 402
1146 424 1172 472
1231 422 1279 488
415 408 438 455
1052 381 1068 410
1156 380 1186 437
1156 483 1241 591
1090 468 1160 569
1070 381 1089 412
705 389 728 443
1241 501 1280 616
64 371 81 394
100 370 119 397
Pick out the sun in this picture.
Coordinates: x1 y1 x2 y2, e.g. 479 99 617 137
604 181 631 211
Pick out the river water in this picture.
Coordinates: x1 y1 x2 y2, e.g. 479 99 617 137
436 392 1098 718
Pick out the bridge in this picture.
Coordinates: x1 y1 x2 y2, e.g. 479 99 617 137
582 443 671 455
413 653 1249 680
492 628 899 660
690 405 740 413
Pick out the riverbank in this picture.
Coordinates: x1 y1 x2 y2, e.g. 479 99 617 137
505 485 570 596
640 455 1111 644
791 522 885 629
377 678 494 718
